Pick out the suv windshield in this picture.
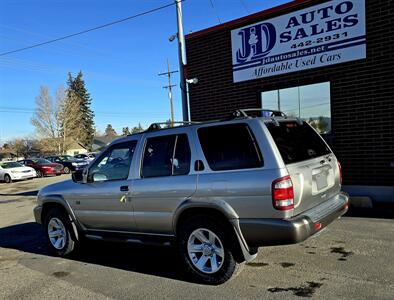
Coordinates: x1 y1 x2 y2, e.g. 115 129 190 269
266 120 331 164
0 162 23 168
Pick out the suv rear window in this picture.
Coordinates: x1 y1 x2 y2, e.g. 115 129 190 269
198 123 263 171
266 121 331 164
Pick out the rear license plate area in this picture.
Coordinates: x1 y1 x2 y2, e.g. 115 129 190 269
315 173 328 190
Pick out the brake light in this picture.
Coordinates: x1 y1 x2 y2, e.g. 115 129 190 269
272 176 294 211
338 161 342 185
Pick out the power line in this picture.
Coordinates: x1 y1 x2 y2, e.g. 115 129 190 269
208 0 222 24
239 0 250 14
0 1 181 57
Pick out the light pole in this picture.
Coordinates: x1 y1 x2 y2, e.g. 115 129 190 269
175 0 189 121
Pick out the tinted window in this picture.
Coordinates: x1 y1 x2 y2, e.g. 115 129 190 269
88 141 136 182
198 124 263 171
266 121 331 164
142 134 191 178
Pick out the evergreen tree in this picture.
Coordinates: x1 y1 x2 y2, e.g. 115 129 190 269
131 123 144 134
122 127 131 135
105 124 117 136
67 71 95 150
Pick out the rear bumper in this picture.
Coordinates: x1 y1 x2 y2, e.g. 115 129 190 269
239 192 349 247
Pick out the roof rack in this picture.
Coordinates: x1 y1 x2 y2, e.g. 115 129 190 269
146 121 200 132
232 108 303 126
233 108 287 118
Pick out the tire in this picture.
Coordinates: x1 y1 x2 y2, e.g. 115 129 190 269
36 170 43 178
63 166 70 174
177 215 237 285
44 207 77 256
4 174 12 183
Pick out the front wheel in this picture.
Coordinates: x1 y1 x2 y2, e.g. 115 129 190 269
4 174 12 183
63 166 70 174
177 215 237 284
44 208 77 256
36 170 43 178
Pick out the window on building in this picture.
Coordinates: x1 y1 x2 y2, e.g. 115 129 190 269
261 82 331 134
141 134 191 178
198 124 263 171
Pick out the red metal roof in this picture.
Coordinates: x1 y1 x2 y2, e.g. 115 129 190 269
185 0 313 40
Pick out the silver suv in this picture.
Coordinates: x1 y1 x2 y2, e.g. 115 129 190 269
33 109 348 284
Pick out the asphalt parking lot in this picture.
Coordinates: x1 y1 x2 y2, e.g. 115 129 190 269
0 176 393 299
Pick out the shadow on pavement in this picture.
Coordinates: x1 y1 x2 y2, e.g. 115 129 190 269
0 222 187 282
344 203 394 219
0 190 38 197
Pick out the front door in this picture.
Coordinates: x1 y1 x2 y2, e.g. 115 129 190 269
131 132 197 235
70 140 138 232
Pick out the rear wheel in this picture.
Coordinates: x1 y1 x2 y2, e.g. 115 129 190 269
44 208 77 256
4 174 12 183
177 215 237 284
63 166 70 174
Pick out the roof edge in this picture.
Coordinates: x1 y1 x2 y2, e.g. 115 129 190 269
185 0 313 40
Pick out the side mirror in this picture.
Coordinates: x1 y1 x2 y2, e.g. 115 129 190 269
92 173 108 182
72 169 84 183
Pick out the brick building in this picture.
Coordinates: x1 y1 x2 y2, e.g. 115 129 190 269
185 0 394 202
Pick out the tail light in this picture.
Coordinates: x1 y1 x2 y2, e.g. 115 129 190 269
338 161 342 185
272 176 294 211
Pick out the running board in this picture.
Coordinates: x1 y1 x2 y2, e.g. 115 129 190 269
84 232 173 247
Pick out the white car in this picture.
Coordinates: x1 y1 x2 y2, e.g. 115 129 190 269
0 161 36 183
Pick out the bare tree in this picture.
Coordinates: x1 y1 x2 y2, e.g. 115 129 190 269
31 86 59 151
31 85 83 154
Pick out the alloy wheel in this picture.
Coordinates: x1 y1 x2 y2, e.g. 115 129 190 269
47 217 67 250
187 228 225 274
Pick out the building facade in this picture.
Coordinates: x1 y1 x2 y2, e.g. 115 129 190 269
185 0 394 202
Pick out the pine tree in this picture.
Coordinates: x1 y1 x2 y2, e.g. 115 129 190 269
122 127 131 135
105 124 117 136
67 72 95 150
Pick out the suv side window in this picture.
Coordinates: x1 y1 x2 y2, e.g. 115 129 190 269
88 141 137 182
141 134 191 178
198 123 263 171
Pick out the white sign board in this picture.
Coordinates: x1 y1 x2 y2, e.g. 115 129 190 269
231 0 366 82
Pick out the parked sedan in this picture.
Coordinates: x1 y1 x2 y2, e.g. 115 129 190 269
45 155 89 174
18 158 63 178
0 161 36 183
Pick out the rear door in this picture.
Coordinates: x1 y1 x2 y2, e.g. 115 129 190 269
131 131 197 234
266 120 341 215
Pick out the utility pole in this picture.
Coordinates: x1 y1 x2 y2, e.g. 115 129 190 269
175 0 189 121
159 59 178 127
